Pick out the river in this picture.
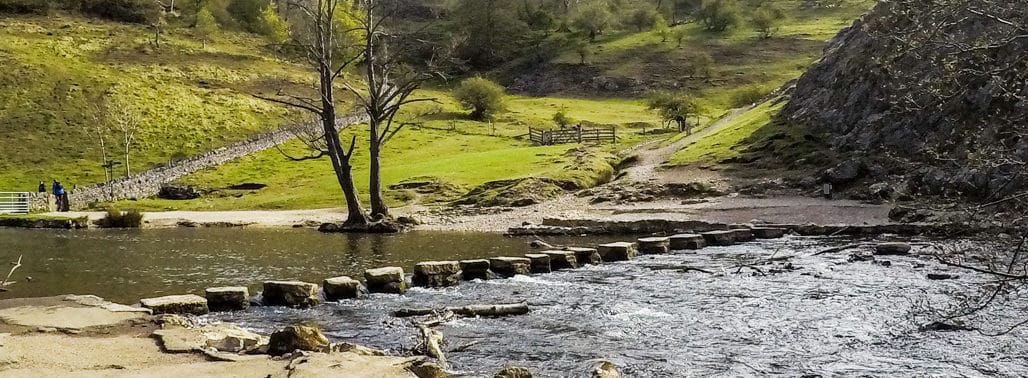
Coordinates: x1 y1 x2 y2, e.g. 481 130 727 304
1 228 1026 376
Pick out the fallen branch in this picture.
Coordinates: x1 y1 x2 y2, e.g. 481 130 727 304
813 244 864 256
417 324 446 365
394 303 530 318
0 255 23 291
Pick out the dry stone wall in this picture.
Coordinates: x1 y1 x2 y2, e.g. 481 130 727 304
43 114 369 211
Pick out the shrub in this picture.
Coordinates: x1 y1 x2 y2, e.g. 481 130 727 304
256 4 288 43
626 6 659 32
697 0 741 32
553 107 576 128
730 85 772 107
452 77 507 121
81 0 159 24
0 0 49 15
752 4 785 39
97 207 143 228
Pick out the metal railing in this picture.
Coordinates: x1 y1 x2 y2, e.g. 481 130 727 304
0 192 30 214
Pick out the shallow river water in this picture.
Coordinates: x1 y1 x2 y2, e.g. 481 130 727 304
1 228 1027 376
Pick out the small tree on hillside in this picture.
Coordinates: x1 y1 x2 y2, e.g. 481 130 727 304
654 16 671 43
648 91 700 134
257 4 288 43
194 6 218 48
697 0 740 32
571 3 611 41
672 26 689 46
453 77 506 120
107 98 140 177
552 106 576 128
573 39 593 64
751 3 785 39
627 6 659 32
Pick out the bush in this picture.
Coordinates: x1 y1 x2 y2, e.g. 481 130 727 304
81 0 159 24
697 0 741 32
452 77 507 121
0 0 49 15
752 4 785 39
730 85 772 107
97 207 143 228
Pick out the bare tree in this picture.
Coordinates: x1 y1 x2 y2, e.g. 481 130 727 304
256 0 370 226
87 98 113 182
344 0 440 219
107 100 140 178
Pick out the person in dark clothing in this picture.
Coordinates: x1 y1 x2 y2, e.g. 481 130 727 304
37 181 45 193
52 180 67 212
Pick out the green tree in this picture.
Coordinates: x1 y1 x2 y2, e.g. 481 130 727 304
453 77 507 120
450 0 531 68
647 91 700 133
194 6 218 48
627 6 659 32
257 4 288 43
654 16 671 43
573 38 593 64
227 0 263 30
552 106 576 128
571 3 611 41
671 25 689 46
751 3 785 39
697 0 740 32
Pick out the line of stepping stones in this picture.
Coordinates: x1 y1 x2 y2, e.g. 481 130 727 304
138 226 789 316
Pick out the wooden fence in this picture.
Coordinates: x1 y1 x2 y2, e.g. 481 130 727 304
528 126 616 146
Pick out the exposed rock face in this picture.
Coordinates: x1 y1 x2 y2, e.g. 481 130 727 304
489 257 532 277
637 237 670 254
568 247 602 264
597 242 635 262
267 324 329 355
140 294 209 315
323 276 363 300
205 287 249 312
460 259 491 280
262 281 319 308
364 267 407 294
412 261 462 288
669 234 706 250
542 251 578 270
782 2 1028 198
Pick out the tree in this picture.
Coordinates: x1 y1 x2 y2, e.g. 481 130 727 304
571 3 611 41
453 77 506 121
648 91 700 133
627 6 660 32
573 38 593 64
102 97 140 177
552 106 576 128
152 10 168 47
449 0 531 68
654 16 671 42
343 0 440 219
258 3 289 43
254 0 370 226
671 25 688 46
194 6 218 48
751 3 784 39
697 0 740 32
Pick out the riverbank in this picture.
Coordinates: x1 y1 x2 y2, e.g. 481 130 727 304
0 295 426 377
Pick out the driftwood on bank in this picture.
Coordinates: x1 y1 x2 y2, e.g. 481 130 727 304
0 255 22 292
813 243 864 256
394 303 530 318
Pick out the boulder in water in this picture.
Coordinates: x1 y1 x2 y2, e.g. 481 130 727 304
494 366 533 378
412 261 462 288
364 267 407 294
669 234 705 250
701 230 735 246
874 242 912 256
460 259 491 280
524 254 552 274
267 324 329 355
568 247 602 264
140 294 209 315
542 251 578 270
751 227 786 239
637 237 670 254
591 360 621 378
205 287 249 312
489 257 531 278
323 276 364 300
262 281 319 308
597 242 635 261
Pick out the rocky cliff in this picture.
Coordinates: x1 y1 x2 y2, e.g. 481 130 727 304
782 1 1028 199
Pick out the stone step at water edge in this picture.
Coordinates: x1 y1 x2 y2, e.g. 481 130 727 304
489 257 532 278
364 267 407 294
205 287 249 312
141 294 209 315
637 237 670 254
262 281 320 308
323 276 364 300
459 259 491 280
597 242 636 262
751 227 786 239
412 261 462 288
668 234 706 250
566 247 602 265
541 250 579 270
728 229 755 242
700 230 737 246
524 254 553 274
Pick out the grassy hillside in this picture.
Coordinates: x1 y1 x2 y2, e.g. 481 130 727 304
0 14 305 191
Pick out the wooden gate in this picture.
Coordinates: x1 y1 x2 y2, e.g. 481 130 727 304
0 192 30 214
528 126 616 146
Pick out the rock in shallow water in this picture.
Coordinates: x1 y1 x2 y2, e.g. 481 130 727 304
205 287 249 312
542 250 578 270
460 259 491 280
524 254 552 274
365 267 407 294
494 366 533 378
267 324 329 355
262 281 320 308
874 242 912 256
568 247 602 264
597 242 635 261
412 261 462 288
669 234 705 250
489 257 532 277
323 276 363 300
637 237 670 254
140 294 209 315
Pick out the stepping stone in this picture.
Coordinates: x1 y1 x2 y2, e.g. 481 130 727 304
597 242 635 262
489 257 531 278
542 251 578 270
701 230 736 246
262 281 320 308
567 247 602 265
524 254 552 274
874 242 912 256
752 227 786 239
729 229 754 242
669 234 706 250
141 294 209 315
205 287 249 312
412 261 462 288
460 259 491 280
637 237 670 254
323 276 363 300
364 267 407 294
